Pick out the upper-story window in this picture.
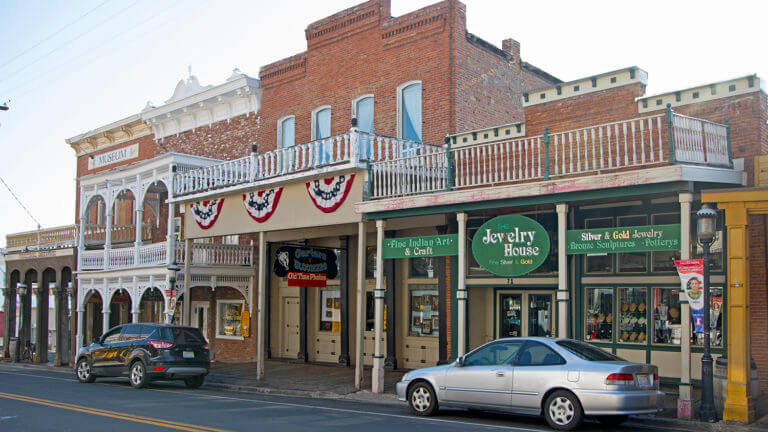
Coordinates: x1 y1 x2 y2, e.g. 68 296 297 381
312 107 331 140
278 116 295 148
354 96 374 133
398 82 422 142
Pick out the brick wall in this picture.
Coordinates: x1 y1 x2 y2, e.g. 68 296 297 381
749 215 768 394
156 113 260 161
191 286 255 363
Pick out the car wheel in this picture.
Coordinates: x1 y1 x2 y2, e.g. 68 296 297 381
544 390 584 431
597 414 628 427
75 358 95 383
184 375 205 389
408 382 438 416
129 360 148 389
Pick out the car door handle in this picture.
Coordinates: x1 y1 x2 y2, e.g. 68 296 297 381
495 371 505 377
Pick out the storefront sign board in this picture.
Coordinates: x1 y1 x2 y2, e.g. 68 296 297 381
674 259 705 334
471 215 550 276
382 234 458 259
566 224 681 255
274 246 338 287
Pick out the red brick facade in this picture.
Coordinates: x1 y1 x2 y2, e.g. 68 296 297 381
749 215 768 393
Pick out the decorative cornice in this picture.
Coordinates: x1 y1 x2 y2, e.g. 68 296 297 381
449 122 525 148
141 71 261 140
637 74 763 113
66 115 152 156
522 67 647 107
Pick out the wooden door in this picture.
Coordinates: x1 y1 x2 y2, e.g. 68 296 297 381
281 297 300 358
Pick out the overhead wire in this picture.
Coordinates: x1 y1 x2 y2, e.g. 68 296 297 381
0 0 113 71
0 176 42 230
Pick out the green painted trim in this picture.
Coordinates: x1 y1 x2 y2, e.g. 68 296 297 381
365 182 688 220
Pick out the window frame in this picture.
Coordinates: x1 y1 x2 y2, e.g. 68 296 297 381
277 115 295 149
215 299 245 340
352 94 374 132
396 81 422 142
311 106 332 141
514 341 566 366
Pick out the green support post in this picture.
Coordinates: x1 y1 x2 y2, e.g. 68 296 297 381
725 119 733 168
665 103 676 163
544 127 551 180
445 135 454 191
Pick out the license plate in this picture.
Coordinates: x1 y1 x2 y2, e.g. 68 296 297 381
636 374 649 386
183 351 195 359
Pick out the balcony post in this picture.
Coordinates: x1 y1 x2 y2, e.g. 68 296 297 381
350 118 360 165
445 135 454 191
665 104 676 163
544 127 551 180
364 161 373 200
725 119 733 168
167 165 176 266
78 215 85 269
104 203 113 270
250 144 258 181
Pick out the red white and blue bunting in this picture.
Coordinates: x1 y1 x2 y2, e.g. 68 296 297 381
306 174 355 213
190 199 224 229
243 188 283 223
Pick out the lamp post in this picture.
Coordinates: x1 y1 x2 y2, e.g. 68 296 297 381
166 262 181 324
16 283 28 347
696 203 718 422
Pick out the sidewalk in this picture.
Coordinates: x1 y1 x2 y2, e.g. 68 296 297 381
4 356 768 430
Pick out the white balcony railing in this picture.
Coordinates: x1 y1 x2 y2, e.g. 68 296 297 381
173 128 442 197
369 110 732 199
78 241 253 272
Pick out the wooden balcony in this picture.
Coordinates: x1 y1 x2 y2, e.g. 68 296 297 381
5 225 77 252
78 241 252 271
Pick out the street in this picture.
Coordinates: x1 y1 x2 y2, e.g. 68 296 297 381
0 363 697 432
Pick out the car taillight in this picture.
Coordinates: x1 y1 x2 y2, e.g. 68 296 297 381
653 373 659 382
153 367 166 372
605 373 634 384
147 340 174 349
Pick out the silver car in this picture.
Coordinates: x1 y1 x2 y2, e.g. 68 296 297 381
396 337 663 431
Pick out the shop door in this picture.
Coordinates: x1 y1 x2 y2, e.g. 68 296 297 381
191 302 209 339
497 291 554 338
282 297 300 358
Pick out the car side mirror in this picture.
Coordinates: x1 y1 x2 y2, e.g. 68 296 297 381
456 356 465 367
92 337 101 345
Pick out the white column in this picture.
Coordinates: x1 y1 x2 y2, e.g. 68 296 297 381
372 220 385 393
167 202 176 264
76 309 85 350
183 239 191 325
132 308 140 324
135 208 143 246
102 304 111 335
78 215 86 268
256 232 267 380
556 203 569 338
456 212 468 357
678 192 693 418
104 203 113 269
354 221 366 390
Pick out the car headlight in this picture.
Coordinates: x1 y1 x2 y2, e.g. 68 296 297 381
401 372 411 382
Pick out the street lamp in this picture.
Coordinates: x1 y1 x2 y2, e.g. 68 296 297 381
166 262 181 324
696 203 718 422
16 283 28 344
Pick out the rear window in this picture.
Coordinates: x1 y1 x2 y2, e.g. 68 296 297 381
171 327 206 345
556 340 624 361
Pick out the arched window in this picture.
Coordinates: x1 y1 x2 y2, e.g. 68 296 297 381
398 82 422 142
354 96 374 133
278 116 295 148
312 106 331 140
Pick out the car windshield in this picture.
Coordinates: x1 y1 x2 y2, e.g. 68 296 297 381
556 340 624 361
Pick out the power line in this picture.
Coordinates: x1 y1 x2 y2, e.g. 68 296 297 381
0 0 112 71
0 176 41 230
0 0 142 87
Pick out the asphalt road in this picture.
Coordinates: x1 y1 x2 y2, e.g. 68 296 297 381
0 363 690 432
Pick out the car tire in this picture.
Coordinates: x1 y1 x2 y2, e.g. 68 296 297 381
75 358 95 383
544 390 584 431
597 414 628 427
129 360 148 389
408 381 438 416
184 375 205 389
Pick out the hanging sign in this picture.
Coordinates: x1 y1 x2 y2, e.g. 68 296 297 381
471 215 550 276
383 234 458 259
566 224 681 255
273 246 338 287
674 259 705 334
165 289 178 316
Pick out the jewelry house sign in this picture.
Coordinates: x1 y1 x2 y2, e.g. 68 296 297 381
472 215 551 277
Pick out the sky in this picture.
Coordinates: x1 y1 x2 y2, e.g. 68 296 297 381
0 0 766 253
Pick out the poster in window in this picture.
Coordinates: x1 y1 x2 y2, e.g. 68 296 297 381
320 290 340 332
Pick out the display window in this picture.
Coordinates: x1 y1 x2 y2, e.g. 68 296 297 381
319 289 341 332
216 300 244 338
693 286 724 347
409 257 435 278
585 287 613 342
617 215 648 273
652 287 682 345
409 284 439 337
651 213 680 272
618 287 648 343
584 218 613 273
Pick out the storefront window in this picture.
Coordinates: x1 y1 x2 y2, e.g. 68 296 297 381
409 257 435 278
529 213 557 274
409 284 439 337
217 300 243 338
365 246 376 279
467 229 491 276
585 287 613 342
652 287 682 345
618 287 648 343
693 286 724 347
617 215 648 273
319 289 340 332
651 213 680 272
365 291 374 331
585 218 613 273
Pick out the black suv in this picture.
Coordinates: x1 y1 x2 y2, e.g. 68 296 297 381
75 323 210 389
